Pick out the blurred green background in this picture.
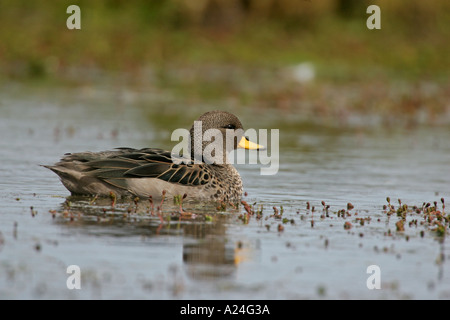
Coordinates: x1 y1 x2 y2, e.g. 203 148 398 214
1 0 449 126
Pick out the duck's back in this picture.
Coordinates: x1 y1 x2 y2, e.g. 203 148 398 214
44 148 243 201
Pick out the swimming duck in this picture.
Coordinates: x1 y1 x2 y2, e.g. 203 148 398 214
44 111 263 201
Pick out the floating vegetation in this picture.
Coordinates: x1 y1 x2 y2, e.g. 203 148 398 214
43 190 448 243
109 191 117 209
277 224 284 232
230 196 449 241
395 220 405 232
382 197 448 239
30 206 37 217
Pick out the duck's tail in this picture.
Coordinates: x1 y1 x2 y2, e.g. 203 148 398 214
42 163 125 196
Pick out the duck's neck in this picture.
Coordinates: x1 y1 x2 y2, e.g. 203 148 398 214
214 164 243 200
189 141 230 165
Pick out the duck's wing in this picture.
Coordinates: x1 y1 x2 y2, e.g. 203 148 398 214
82 148 210 190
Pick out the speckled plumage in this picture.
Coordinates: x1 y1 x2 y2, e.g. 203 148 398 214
44 111 253 201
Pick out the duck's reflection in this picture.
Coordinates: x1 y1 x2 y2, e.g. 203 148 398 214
53 197 253 281
182 216 237 280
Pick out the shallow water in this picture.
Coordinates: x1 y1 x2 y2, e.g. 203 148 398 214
0 83 449 299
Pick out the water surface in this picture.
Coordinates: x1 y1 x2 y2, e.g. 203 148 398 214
0 84 449 299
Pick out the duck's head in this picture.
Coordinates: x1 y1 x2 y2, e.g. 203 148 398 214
188 111 263 165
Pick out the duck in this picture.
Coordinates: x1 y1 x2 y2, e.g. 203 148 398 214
44 111 263 201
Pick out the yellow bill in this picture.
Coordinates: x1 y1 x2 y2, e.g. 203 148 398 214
238 136 265 150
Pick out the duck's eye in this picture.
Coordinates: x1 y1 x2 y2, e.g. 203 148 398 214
224 124 236 130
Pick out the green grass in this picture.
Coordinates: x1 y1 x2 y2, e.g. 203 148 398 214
1 0 449 80
1 0 450 126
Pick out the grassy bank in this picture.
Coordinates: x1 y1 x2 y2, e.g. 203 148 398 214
1 0 449 79
1 0 449 126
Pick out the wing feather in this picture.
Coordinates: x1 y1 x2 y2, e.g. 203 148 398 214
67 148 205 187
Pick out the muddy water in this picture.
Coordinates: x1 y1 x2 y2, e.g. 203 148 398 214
0 84 449 299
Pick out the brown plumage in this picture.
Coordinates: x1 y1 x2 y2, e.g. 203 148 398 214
44 111 262 201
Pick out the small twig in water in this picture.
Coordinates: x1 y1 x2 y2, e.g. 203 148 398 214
148 195 154 215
